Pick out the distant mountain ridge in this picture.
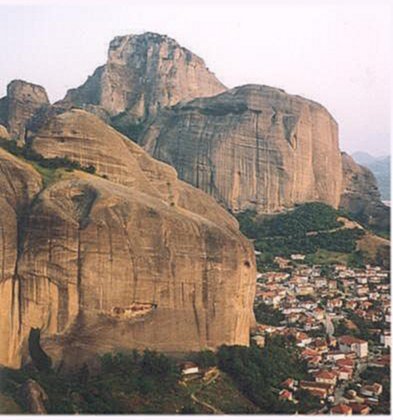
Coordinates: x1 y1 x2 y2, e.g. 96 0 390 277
352 152 390 201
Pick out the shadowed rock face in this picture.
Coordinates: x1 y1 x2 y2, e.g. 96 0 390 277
61 32 226 124
340 153 390 232
0 110 256 369
0 80 49 144
140 84 343 213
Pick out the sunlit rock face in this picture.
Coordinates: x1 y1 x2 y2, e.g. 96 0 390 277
140 84 343 213
60 32 226 124
0 148 42 367
0 110 256 369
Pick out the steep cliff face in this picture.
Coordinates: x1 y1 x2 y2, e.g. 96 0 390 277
0 110 255 368
0 80 50 144
61 33 226 126
0 148 42 367
340 153 390 232
140 84 343 213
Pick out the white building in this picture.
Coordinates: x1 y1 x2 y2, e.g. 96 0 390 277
338 336 368 358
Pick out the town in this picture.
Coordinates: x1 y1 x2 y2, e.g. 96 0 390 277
251 254 390 414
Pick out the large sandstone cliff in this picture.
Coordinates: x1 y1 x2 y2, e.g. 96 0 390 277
0 80 49 144
0 148 43 367
0 110 256 369
140 84 343 213
60 32 226 127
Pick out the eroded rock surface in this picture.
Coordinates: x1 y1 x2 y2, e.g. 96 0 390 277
0 80 49 144
140 84 343 213
0 110 255 369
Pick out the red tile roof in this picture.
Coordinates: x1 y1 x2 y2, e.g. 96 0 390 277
331 404 352 415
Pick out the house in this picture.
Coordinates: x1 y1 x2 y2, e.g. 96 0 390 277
307 355 322 368
313 307 325 321
296 332 312 347
280 378 296 390
330 403 352 415
368 354 390 368
299 380 334 397
181 362 199 376
274 256 291 269
345 300 358 310
313 370 337 386
380 330 391 348
326 351 346 362
279 389 293 401
338 335 368 358
348 403 370 415
356 277 368 285
336 358 355 369
334 367 353 381
251 335 265 348
327 298 342 310
314 277 328 288
312 338 328 353
360 383 383 398
296 286 314 296
291 254 305 261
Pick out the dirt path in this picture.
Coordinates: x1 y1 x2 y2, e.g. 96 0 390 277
182 369 223 414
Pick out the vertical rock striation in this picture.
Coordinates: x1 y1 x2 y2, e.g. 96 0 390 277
0 148 42 367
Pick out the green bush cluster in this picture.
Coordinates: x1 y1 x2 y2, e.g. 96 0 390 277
217 336 310 414
236 202 365 258
254 302 285 326
0 139 96 174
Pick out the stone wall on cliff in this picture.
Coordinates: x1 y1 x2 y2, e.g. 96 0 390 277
0 109 256 369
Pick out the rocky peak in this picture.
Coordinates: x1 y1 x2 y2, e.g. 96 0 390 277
61 32 226 125
0 80 49 144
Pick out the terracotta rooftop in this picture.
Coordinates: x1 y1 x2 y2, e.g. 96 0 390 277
338 335 367 345
331 404 352 415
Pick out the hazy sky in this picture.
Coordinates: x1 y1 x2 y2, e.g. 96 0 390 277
0 0 391 156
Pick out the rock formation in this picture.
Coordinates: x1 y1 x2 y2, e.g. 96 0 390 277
17 379 48 414
0 80 50 144
140 84 343 213
60 32 226 133
0 125 10 140
0 109 256 369
0 148 43 367
340 153 390 232
0 30 389 370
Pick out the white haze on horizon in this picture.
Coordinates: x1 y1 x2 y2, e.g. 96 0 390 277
0 0 391 156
